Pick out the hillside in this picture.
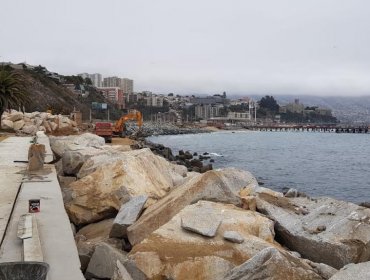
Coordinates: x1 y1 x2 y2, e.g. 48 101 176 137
7 67 120 120
249 94 370 124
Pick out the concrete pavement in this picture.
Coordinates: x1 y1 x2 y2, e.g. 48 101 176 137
0 133 84 279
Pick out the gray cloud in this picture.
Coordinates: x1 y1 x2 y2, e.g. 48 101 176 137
1 0 370 95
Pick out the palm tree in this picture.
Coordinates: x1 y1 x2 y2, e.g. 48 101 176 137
0 67 29 129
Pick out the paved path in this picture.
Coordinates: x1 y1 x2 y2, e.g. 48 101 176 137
0 133 84 280
0 137 30 246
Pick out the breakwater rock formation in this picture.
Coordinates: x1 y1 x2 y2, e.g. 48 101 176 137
137 140 214 173
133 122 210 137
50 133 370 280
1 109 78 135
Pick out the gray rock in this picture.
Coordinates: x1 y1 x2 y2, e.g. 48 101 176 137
112 261 133 280
128 168 258 245
110 195 148 238
304 260 338 279
58 175 76 203
22 124 37 135
120 260 148 280
256 194 370 269
285 188 298 197
85 243 127 279
181 205 222 237
329 261 370 280
223 231 244 244
49 133 105 157
62 147 107 176
224 247 324 280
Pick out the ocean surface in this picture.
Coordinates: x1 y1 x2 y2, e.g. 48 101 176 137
148 131 370 203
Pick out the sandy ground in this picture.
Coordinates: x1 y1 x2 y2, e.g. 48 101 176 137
110 137 137 146
202 126 221 132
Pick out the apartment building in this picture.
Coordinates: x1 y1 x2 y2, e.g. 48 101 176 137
98 87 125 109
78 73 102 87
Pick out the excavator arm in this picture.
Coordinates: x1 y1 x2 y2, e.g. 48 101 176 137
113 110 143 135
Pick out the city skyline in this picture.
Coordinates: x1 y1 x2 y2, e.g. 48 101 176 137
1 0 370 96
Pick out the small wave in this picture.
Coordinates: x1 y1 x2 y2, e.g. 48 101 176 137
209 152 223 157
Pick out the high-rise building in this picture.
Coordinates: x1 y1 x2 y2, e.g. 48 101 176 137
103 77 134 94
78 73 102 87
121 78 134 95
97 87 125 109
103 76 121 88
90 73 102 87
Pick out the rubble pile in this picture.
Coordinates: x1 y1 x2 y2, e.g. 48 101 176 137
1 109 78 135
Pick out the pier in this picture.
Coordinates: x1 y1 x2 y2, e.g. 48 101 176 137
244 124 369 133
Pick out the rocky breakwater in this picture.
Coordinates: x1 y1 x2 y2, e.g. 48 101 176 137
137 140 214 173
1 109 78 135
137 122 210 137
50 133 370 280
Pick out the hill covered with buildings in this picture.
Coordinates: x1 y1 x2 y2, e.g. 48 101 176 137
3 62 367 126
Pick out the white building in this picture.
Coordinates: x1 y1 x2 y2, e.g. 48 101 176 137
227 111 251 120
195 104 223 120
78 73 102 87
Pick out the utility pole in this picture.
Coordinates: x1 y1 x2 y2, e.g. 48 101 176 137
254 102 257 124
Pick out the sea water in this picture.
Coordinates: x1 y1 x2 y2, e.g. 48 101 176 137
148 131 370 203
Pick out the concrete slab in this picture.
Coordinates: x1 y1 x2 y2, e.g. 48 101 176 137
0 137 30 246
0 134 84 280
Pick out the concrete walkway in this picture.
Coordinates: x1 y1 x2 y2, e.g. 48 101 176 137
0 133 84 279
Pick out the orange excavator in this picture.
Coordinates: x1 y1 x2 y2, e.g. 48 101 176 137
113 110 143 136
95 110 143 142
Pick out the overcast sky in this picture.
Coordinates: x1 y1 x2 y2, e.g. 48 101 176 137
1 0 370 96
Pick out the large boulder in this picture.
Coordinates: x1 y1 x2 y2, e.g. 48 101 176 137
7 111 23 122
75 219 117 272
85 242 127 279
22 124 38 135
127 168 258 246
1 119 13 130
61 146 109 175
329 261 370 280
224 247 329 280
112 260 148 280
66 149 189 225
49 133 106 158
256 193 370 269
128 200 278 280
110 195 148 238
13 120 25 131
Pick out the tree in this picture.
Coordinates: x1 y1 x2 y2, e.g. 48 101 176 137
0 68 29 128
84 77 93 85
258 95 279 112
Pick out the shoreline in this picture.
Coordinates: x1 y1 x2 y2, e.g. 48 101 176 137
48 132 370 279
